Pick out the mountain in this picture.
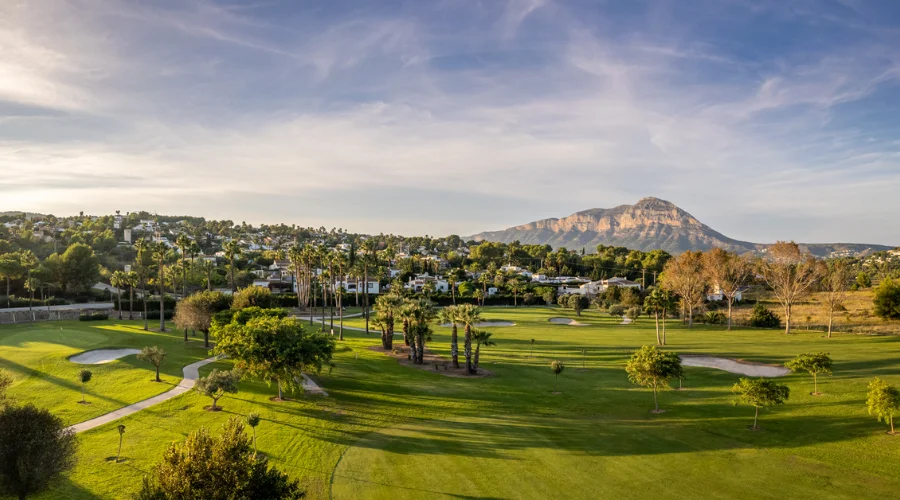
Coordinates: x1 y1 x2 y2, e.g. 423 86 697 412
469 197 892 256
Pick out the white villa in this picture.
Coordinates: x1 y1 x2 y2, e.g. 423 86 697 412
405 273 450 293
558 277 642 296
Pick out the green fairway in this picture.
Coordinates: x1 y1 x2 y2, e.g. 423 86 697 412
3 308 900 499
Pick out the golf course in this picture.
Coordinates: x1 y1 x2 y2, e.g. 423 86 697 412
2 306 900 499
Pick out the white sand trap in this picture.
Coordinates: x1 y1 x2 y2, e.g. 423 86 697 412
439 321 514 327
681 356 790 377
70 349 141 365
620 318 633 325
549 318 586 326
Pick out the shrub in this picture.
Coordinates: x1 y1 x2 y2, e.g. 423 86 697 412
608 304 625 317
232 286 275 310
749 303 781 328
704 311 727 325
145 310 175 320
78 312 109 321
873 278 900 321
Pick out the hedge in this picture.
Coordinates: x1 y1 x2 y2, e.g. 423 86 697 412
78 312 109 321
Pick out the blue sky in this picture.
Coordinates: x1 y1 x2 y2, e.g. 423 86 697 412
1 0 899 244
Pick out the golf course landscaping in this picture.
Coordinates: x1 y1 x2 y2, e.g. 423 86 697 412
3 306 900 499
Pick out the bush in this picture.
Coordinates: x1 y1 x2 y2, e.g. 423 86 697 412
874 278 900 321
703 311 727 325
232 286 275 310
78 312 109 321
608 304 625 317
145 310 175 320
749 303 781 328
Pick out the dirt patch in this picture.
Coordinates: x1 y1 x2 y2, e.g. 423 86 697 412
681 355 791 377
650 409 666 414
549 318 586 326
268 397 294 403
203 405 223 412
368 345 494 378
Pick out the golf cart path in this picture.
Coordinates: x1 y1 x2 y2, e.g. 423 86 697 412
70 355 223 433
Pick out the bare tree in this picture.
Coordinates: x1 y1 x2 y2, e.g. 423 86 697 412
758 241 822 334
821 260 851 338
702 248 753 330
660 251 707 327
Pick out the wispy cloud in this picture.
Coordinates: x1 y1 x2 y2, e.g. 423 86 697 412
1 0 899 241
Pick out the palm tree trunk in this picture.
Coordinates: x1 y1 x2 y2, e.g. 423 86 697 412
159 264 166 332
417 332 424 364
451 284 456 305
142 274 148 331
451 324 460 368
117 288 122 320
465 325 473 374
753 406 759 430
727 298 733 331
364 264 369 334
129 285 134 320
654 310 661 345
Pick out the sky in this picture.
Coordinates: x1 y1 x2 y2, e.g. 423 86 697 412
1 0 899 244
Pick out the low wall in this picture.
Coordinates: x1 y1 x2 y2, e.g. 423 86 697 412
0 308 122 325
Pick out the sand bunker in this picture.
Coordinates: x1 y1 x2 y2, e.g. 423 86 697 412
681 356 790 377
549 318 586 326
70 349 141 365
439 321 514 327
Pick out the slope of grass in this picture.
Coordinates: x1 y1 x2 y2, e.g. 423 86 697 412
3 308 900 499
0 321 210 425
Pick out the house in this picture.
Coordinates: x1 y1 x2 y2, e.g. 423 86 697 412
269 260 291 271
334 278 380 295
405 273 449 293
501 265 533 278
558 277 642 296
707 285 750 302
252 279 293 293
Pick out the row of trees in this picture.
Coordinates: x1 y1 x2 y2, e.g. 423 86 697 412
658 242 855 336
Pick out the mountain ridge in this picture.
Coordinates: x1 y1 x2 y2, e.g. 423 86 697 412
470 197 893 257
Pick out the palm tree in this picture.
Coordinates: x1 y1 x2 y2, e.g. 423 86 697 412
110 271 126 320
198 260 214 291
361 239 377 334
176 234 190 298
438 306 461 369
224 240 241 292
472 330 495 373
510 278 523 307
334 249 348 340
18 250 38 325
152 243 168 332
288 245 303 308
125 271 137 320
477 273 492 306
189 241 201 289
134 239 149 331
373 293 403 350
456 304 482 374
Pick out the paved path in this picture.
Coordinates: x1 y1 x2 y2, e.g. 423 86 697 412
0 302 114 313
69 355 223 433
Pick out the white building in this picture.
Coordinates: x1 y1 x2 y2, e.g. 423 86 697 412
405 273 449 293
501 265 533 278
558 277 642 296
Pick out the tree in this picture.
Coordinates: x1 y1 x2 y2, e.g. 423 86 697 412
78 369 92 403
232 285 274 310
246 412 261 455
0 253 23 309
856 272 872 289
758 242 821 334
59 242 101 293
626 306 641 323
0 369 12 408
134 238 150 331
644 288 674 345
570 295 589 316
456 304 482 374
550 360 564 392
138 346 167 382
224 240 242 292
373 293 403 351
176 234 191 298
195 369 241 411
785 352 833 395
116 424 126 463
702 249 753 330
866 378 900 434
18 251 39 324
212 315 335 400
135 418 302 500
625 346 682 413
472 330 495 373
110 270 126 320
437 305 461 369
660 251 706 327
174 291 232 347
509 278 524 307
749 303 781 328
152 243 168 332
0 404 78 500
821 261 851 338
731 378 790 430
873 278 900 321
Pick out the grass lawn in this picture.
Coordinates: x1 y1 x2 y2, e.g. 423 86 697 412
3 307 900 499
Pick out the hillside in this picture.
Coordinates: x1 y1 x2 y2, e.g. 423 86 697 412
470 197 892 256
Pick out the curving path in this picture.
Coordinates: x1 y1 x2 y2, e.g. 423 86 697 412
69 355 223 433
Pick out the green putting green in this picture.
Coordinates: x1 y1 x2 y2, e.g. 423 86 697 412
2 307 900 499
